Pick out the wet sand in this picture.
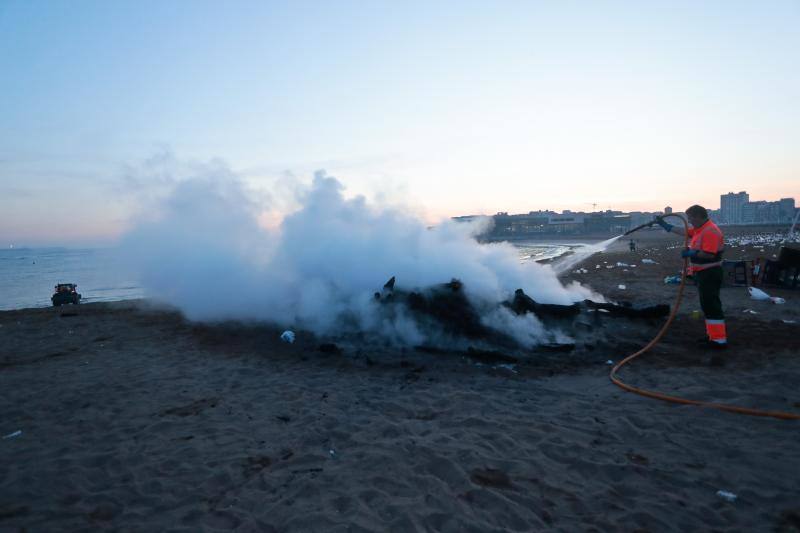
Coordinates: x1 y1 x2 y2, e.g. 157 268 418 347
1 238 799 531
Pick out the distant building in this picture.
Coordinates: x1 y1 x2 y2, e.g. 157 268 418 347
664 206 672 214
718 191 795 224
779 198 796 222
584 213 631 234
720 191 749 224
548 214 584 234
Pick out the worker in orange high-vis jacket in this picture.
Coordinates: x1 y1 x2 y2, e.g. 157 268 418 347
656 205 727 348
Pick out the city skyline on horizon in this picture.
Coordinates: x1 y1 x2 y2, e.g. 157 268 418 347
456 190 797 219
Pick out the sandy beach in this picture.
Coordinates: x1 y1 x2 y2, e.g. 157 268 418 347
2 238 799 532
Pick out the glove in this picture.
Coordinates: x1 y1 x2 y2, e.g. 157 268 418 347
680 248 699 259
654 216 673 232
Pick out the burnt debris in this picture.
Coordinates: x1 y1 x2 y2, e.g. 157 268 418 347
373 276 669 348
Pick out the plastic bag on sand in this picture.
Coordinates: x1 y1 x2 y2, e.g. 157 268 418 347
618 284 626 290
748 287 770 301
280 330 296 344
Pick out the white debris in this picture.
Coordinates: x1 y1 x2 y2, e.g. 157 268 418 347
782 319 796 324
742 309 759 314
2 430 22 440
606 360 614 365
641 258 657 264
770 297 786 304
748 287 771 301
716 490 737 502
618 284 626 290
280 330 296 343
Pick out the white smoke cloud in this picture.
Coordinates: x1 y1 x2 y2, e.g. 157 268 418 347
120 161 598 347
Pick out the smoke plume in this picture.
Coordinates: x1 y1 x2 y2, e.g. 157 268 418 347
120 165 598 347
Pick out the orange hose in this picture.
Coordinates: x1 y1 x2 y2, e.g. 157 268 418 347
609 213 800 420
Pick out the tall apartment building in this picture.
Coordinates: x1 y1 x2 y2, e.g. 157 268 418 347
720 191 749 224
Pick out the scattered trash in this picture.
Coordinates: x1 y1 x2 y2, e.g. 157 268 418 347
595 265 601 269
617 284 626 290
641 258 657 264
2 430 22 440
664 275 681 284
494 363 518 374
606 265 614 269
716 490 737 502
280 330 295 344
782 319 796 324
329 448 336 457
606 360 614 365
748 288 786 304
742 309 759 314
748 287 771 301
616 262 631 267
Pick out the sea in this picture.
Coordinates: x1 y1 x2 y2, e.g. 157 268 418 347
0 248 143 311
0 241 597 311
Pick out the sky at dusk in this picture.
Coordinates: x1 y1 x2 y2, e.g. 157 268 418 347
1 1 798 246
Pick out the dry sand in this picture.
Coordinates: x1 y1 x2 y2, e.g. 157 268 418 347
2 238 799 532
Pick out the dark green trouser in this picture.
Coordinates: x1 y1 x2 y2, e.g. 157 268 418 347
695 266 724 320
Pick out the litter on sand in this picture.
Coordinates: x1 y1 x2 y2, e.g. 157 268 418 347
280 330 296 343
664 275 681 284
618 284 626 290
782 319 797 324
748 287 770 300
716 490 737 502
743 309 759 314
2 430 22 440
748 287 787 304
641 258 657 264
